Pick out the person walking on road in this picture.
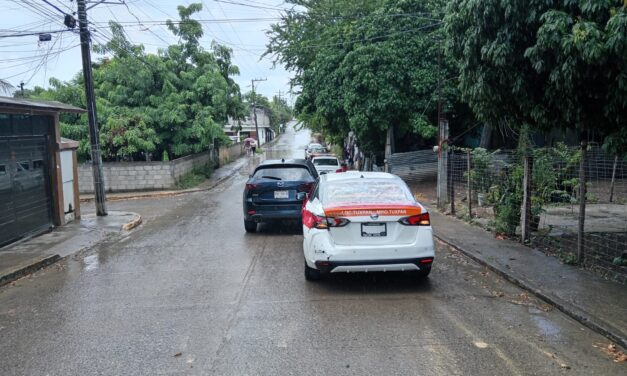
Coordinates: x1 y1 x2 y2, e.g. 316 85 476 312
250 139 257 155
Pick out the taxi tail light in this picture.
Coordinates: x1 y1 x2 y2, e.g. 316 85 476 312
399 212 430 226
302 210 349 229
302 209 328 229
326 217 350 227
335 168 343 173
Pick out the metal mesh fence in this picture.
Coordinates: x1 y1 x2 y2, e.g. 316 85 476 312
445 145 627 284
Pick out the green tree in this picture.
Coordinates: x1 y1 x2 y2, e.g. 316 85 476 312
29 3 244 161
266 0 472 155
446 1 627 139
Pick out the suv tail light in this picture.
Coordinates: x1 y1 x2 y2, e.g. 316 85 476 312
303 209 350 229
399 212 430 226
245 183 258 190
298 182 315 193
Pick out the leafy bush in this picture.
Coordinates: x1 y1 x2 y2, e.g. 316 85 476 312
493 161 524 235
176 163 214 190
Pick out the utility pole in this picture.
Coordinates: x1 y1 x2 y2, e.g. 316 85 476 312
77 0 107 216
251 78 267 144
436 46 449 209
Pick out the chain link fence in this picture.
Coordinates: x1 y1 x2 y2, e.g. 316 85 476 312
444 145 627 284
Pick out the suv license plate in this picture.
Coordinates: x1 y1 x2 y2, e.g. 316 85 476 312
361 223 387 237
274 190 289 199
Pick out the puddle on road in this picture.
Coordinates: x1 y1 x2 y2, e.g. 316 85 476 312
83 254 99 271
528 308 562 339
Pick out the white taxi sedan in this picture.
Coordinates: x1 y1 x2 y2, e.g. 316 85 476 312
302 171 435 281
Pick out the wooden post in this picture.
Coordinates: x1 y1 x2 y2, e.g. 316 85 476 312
609 155 618 203
520 153 533 243
467 150 472 219
577 141 588 263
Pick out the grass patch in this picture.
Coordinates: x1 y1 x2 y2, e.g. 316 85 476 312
176 163 214 190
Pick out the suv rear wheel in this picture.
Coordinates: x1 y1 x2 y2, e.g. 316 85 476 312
244 220 257 233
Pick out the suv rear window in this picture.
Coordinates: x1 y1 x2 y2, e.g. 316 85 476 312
313 158 339 166
252 166 314 181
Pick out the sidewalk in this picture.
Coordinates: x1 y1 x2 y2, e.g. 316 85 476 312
428 209 627 349
0 211 141 287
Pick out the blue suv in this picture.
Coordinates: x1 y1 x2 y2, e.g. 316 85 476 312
243 159 318 232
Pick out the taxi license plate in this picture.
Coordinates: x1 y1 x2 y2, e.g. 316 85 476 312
361 223 387 237
274 190 289 199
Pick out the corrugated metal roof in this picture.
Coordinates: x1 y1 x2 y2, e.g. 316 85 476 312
0 96 85 113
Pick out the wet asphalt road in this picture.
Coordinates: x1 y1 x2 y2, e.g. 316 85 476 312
0 123 623 375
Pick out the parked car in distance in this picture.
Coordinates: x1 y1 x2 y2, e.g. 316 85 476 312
243 159 318 233
304 143 326 159
311 156 342 175
301 171 435 281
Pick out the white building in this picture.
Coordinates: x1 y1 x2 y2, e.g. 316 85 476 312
224 108 275 145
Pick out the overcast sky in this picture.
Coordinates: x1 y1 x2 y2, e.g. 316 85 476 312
0 0 295 102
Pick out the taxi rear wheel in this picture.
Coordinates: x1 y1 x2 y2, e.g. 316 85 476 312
304 259 322 281
416 265 431 279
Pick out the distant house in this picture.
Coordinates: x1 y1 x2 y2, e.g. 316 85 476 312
224 107 275 145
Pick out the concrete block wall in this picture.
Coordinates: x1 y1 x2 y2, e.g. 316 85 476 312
78 150 214 193
218 142 243 166
171 151 213 180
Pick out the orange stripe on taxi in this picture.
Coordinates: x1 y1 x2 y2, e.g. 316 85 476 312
324 204 422 218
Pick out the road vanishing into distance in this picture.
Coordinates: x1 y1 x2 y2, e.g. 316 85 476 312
0 123 622 375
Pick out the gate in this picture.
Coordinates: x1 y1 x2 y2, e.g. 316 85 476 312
388 149 438 183
0 136 53 246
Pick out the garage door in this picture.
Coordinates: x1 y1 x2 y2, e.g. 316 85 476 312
0 137 53 246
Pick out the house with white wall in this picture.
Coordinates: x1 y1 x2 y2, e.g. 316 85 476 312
224 107 274 145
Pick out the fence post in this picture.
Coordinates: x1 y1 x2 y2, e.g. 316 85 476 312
520 152 533 243
449 150 455 215
609 154 618 203
467 150 472 219
577 141 588 263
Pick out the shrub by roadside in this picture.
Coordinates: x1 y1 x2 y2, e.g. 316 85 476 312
176 163 214 190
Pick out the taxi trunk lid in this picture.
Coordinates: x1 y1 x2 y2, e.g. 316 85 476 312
324 205 421 246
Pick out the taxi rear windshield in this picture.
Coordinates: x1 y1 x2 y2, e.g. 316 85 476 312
252 166 314 181
322 179 415 206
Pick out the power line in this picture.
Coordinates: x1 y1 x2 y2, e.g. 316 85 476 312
209 0 267 77
0 29 73 39
41 0 71 16
213 0 287 11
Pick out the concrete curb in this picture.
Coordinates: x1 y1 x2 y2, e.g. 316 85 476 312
0 254 61 287
0 214 142 288
434 234 627 349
